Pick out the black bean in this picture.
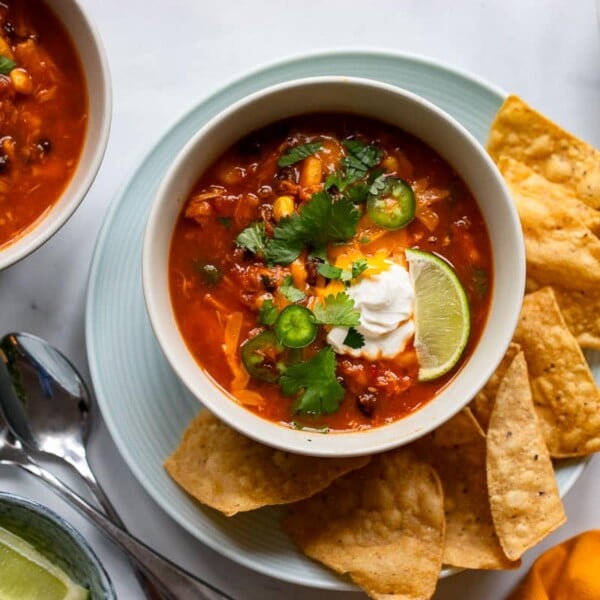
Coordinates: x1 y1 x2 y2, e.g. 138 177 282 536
357 392 378 417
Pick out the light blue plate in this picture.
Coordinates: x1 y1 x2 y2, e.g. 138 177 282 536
86 50 591 591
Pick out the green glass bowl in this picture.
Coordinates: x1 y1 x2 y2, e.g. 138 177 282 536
0 492 115 599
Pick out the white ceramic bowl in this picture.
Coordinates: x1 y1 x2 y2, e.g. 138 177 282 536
143 77 525 457
0 0 111 270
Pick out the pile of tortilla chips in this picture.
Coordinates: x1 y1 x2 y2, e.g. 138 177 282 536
165 96 600 600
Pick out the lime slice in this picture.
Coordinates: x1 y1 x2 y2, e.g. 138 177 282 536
405 248 471 382
0 526 89 600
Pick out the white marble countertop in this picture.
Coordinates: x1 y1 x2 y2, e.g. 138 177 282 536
1 1 599 598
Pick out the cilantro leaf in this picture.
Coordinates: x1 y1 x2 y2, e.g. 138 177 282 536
341 153 369 183
280 347 345 415
236 222 268 256
264 213 306 265
279 274 305 303
343 139 383 169
217 216 232 228
343 327 365 349
369 172 388 196
351 258 368 279
258 299 278 325
300 191 361 249
317 262 344 280
0 55 16 75
278 141 322 167
313 292 360 327
345 181 369 204
266 192 360 265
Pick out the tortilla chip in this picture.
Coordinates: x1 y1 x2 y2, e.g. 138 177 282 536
513 287 600 456
427 407 485 445
470 342 522 431
488 95 600 209
486 352 566 560
413 412 517 570
496 157 600 293
498 157 600 237
164 411 370 516
526 278 600 350
284 448 444 600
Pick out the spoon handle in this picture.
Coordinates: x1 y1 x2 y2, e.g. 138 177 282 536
18 460 233 600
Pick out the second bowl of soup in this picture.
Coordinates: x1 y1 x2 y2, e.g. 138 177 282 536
143 77 524 456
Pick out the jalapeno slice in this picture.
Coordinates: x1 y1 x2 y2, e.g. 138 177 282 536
366 176 416 230
274 305 317 349
240 330 285 383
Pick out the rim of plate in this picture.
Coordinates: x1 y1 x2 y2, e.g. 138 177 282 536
85 48 588 590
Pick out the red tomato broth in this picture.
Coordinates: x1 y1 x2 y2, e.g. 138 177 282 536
0 0 87 249
169 113 493 431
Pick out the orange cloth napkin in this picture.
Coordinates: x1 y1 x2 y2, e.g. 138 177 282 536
509 531 600 600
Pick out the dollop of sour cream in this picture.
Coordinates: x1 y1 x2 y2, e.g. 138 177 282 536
327 261 415 360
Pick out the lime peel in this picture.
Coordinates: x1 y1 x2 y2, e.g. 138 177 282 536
405 248 471 382
0 525 89 600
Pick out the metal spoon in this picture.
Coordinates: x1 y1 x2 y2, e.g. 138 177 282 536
0 411 233 599
0 332 111 511
0 332 164 599
0 341 233 600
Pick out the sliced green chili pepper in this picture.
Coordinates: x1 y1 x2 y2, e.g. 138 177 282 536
274 305 317 349
366 176 416 230
240 330 285 382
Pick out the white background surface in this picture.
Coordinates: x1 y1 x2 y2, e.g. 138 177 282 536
1 1 599 598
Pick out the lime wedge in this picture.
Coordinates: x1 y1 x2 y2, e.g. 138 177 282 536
0 526 89 600
405 248 471 382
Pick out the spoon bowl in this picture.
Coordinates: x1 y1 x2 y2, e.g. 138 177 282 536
0 333 92 472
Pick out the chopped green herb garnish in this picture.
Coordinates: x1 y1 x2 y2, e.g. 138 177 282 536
217 216 232 228
265 191 361 265
236 222 268 256
279 274 306 303
0 55 16 76
194 262 223 287
359 236 371 244
369 172 388 196
277 141 322 167
351 258 369 279
317 258 368 283
317 262 344 280
313 292 360 327
343 139 383 170
258 299 278 325
280 347 345 416
472 266 489 298
343 327 365 349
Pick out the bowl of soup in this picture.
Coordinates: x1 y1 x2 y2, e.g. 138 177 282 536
0 0 111 270
143 77 525 456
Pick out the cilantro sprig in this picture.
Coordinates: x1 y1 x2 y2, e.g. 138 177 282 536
235 222 268 256
237 191 361 265
313 292 360 327
280 347 345 415
343 327 365 349
317 258 368 284
278 141 322 167
258 299 278 325
324 139 383 199
279 275 306 302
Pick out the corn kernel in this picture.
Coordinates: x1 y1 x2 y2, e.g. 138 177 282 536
382 155 399 173
10 68 33 95
299 156 322 187
273 195 295 221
